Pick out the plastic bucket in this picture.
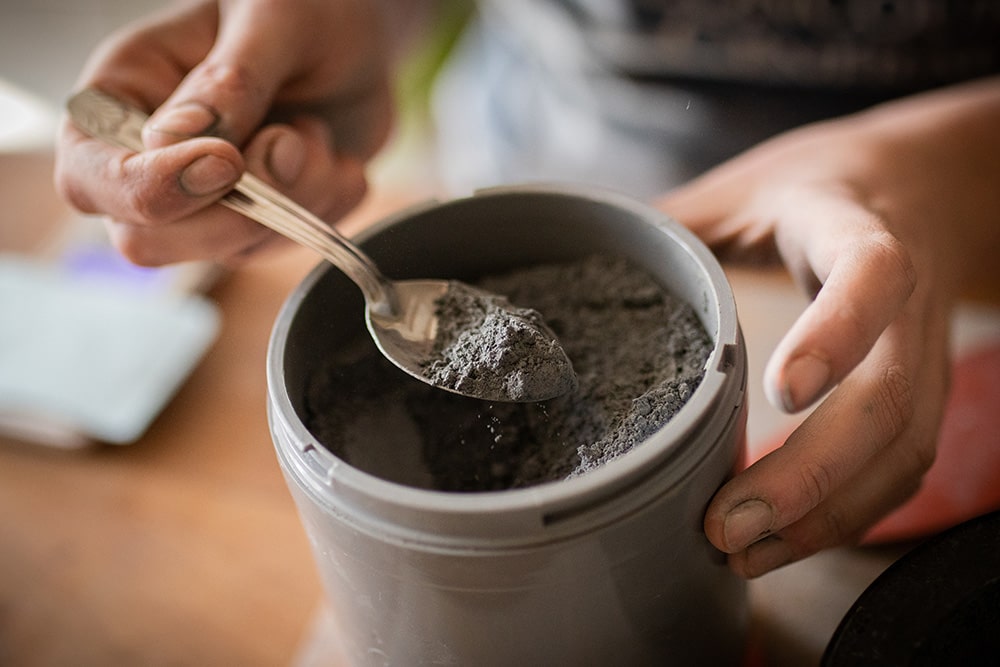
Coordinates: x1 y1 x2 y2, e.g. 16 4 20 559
267 184 748 665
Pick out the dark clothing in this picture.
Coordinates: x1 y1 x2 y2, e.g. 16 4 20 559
432 0 1000 196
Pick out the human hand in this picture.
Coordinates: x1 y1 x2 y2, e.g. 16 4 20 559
657 77 1000 578
55 0 395 265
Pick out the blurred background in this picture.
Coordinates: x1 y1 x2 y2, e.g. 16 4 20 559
0 0 165 150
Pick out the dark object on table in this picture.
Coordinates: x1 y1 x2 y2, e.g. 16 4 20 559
823 510 1000 666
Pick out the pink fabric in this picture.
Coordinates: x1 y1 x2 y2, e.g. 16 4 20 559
864 342 1000 544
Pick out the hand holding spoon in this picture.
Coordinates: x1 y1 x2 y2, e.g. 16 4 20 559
66 88 576 402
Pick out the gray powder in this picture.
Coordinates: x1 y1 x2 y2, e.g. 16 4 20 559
305 255 712 492
419 282 578 402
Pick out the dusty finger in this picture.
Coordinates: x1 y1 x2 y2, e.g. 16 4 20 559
104 210 279 266
55 123 243 225
705 326 928 557
242 118 368 224
104 118 367 266
142 1 322 148
765 196 918 412
728 409 939 578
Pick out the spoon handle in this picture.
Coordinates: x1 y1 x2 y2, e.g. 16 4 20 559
66 88 391 307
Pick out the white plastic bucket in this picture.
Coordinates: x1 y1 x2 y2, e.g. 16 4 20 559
267 185 748 665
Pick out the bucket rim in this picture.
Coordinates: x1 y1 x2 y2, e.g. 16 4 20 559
266 183 743 525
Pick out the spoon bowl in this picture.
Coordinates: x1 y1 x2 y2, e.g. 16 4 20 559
365 278 449 378
66 88 576 403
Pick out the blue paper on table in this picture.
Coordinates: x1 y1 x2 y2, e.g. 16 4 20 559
0 255 220 447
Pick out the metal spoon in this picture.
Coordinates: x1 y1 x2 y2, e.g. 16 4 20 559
66 88 575 402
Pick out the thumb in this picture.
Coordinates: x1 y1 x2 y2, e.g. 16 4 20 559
142 1 303 149
655 157 760 249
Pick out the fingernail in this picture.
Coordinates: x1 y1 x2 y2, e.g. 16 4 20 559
777 353 830 412
266 131 306 185
723 499 774 551
148 102 219 140
180 155 239 196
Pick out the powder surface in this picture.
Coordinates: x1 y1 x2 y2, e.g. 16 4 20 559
419 282 577 402
305 255 712 492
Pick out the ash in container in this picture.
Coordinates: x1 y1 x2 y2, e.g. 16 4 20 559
304 254 712 492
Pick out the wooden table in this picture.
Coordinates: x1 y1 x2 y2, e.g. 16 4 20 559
0 151 408 665
1 245 321 665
